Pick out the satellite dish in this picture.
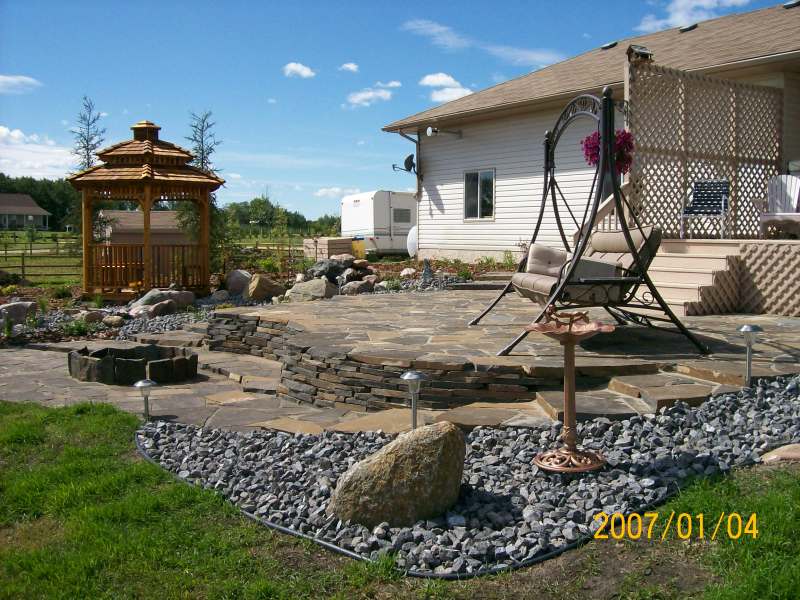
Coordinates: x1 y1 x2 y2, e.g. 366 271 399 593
426 126 438 137
392 153 416 174
406 225 419 258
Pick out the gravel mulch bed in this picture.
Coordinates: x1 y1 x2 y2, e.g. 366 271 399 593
136 377 800 578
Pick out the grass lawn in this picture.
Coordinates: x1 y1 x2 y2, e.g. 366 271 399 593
1 400 798 599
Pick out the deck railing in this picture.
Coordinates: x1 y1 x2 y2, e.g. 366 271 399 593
87 243 206 292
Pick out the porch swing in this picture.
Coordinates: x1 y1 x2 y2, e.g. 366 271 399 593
470 87 709 356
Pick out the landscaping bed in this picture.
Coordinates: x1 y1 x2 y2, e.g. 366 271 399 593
136 376 800 578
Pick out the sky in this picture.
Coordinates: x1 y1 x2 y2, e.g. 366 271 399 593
0 0 775 219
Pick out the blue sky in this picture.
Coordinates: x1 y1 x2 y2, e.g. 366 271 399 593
0 0 774 218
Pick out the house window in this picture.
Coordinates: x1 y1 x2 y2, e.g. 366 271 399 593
464 169 494 219
393 208 411 223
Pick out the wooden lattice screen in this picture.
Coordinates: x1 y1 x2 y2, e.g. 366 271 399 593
626 61 783 239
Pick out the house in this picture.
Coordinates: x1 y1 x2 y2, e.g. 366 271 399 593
384 4 800 264
0 193 51 230
99 210 191 245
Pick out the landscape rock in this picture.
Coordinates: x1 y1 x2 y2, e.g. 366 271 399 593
0 301 36 326
374 281 389 291
295 273 306 283
130 288 195 309
330 254 355 267
285 278 339 302
327 421 465 527
245 274 286 302
761 443 800 464
225 270 252 295
400 267 417 279
210 289 230 302
80 310 106 323
130 299 177 319
306 259 347 282
362 274 379 286
341 280 374 295
342 267 359 283
102 315 125 328
352 259 369 269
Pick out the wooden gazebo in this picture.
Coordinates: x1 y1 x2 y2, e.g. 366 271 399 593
69 121 223 296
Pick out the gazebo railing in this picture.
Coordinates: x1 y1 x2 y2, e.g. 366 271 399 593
87 243 207 292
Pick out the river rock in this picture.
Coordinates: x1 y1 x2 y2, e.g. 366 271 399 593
342 267 359 283
245 274 286 302
102 315 125 328
225 270 252 295
286 278 339 302
130 298 177 319
80 310 106 323
330 254 355 267
306 259 346 282
327 421 465 527
352 259 369 269
341 280 374 295
0 301 36 326
363 274 380 285
400 267 417 278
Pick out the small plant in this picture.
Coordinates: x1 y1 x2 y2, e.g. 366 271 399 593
61 319 89 337
457 264 472 280
49 285 73 299
91 293 104 308
384 278 402 291
1 284 18 296
475 256 498 271
37 296 49 314
3 317 13 338
502 250 517 270
215 302 234 309
257 256 280 274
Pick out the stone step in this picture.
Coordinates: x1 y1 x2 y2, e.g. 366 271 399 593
651 253 730 270
475 271 514 282
649 281 705 302
448 281 507 291
648 266 716 285
608 373 714 411
182 321 210 335
134 331 206 347
535 389 647 421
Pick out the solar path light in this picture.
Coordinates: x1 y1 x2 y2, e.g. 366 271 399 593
134 379 157 421
401 370 427 430
737 324 763 387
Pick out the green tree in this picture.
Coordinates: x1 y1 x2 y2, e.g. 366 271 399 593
72 96 106 171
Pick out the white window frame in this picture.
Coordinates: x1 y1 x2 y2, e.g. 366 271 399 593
463 168 495 221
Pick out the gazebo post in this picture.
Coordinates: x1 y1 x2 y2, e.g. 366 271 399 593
142 184 152 290
81 190 91 292
199 193 210 285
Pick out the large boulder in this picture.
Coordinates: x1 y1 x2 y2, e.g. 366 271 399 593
0 301 36 326
225 269 252 296
327 421 465 527
306 259 346 283
129 298 177 319
79 310 106 323
285 278 339 302
352 259 369 269
210 289 230 303
130 288 195 309
341 280 374 295
245 274 286 302
341 267 359 283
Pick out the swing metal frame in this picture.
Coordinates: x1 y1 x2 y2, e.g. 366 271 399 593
469 87 709 357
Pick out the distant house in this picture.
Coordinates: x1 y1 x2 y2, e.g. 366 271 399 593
0 193 51 230
99 210 191 245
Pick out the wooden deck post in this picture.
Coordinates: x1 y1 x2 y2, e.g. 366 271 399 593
142 185 152 290
81 190 91 292
199 193 210 286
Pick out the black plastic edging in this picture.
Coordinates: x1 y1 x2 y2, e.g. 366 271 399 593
133 430 724 581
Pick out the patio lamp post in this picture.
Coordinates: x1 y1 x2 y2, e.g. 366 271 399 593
737 324 763 387
134 379 157 421
401 371 427 430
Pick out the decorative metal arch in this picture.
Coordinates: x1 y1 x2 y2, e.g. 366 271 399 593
470 87 708 356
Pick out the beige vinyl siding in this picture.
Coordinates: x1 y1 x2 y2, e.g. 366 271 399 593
418 109 597 261
783 72 800 168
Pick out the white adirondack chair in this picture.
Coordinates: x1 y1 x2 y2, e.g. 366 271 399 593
760 175 800 237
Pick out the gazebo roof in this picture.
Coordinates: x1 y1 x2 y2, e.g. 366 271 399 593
69 121 224 190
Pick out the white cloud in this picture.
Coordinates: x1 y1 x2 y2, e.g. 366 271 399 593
356 140 366 146
0 74 42 95
99 111 109 118
401 19 470 50
0 125 73 178
636 0 750 33
267 98 277 104
60 119 69 126
228 172 242 179
339 62 359 73
419 72 460 88
345 87 392 108
282 62 316 78
122 108 130 115
376 80 402 88
418 72 473 104
430 86 473 102
401 19 563 67
582 32 592 39
314 186 361 198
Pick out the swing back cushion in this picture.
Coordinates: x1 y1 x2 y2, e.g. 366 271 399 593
513 225 661 305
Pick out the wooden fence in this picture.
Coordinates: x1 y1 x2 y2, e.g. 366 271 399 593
626 60 783 239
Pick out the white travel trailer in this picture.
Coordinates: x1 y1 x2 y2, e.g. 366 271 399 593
340 190 416 254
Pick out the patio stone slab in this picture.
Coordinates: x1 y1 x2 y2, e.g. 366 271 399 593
608 373 698 397
326 408 432 433
536 390 638 421
639 384 714 411
433 406 520 430
250 417 325 435
676 360 773 386
205 391 259 405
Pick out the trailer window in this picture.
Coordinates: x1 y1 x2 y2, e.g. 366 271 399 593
392 208 411 223
464 169 494 219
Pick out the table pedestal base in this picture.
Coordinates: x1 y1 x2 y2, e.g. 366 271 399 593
533 447 606 473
